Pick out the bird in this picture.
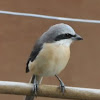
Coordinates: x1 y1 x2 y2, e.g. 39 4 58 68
25 23 83 100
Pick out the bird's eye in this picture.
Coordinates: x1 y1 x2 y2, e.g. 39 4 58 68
65 33 76 38
65 33 73 38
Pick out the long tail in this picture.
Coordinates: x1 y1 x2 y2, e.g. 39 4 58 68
25 75 43 100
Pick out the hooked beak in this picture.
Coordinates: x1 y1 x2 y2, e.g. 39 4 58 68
72 33 83 41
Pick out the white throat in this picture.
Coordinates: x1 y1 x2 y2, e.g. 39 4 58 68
54 39 73 47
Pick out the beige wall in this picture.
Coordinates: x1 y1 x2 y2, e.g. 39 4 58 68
0 0 100 100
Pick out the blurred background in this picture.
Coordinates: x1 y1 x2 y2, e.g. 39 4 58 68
0 0 100 100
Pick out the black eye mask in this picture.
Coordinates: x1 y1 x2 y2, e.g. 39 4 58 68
55 33 76 41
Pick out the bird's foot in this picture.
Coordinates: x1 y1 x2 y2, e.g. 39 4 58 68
55 75 65 93
59 82 65 93
32 83 38 96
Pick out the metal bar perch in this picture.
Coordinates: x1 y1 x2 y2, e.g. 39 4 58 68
0 81 100 100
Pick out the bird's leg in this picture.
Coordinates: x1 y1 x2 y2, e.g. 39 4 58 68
33 75 38 96
55 75 65 93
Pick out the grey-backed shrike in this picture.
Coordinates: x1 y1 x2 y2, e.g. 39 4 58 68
25 23 83 100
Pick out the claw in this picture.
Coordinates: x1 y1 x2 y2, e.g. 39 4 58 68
60 83 65 93
55 75 65 93
33 83 38 96
32 75 38 97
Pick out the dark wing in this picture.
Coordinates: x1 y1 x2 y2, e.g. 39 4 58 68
26 30 56 73
26 42 43 73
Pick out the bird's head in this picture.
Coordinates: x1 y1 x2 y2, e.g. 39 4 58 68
39 23 83 46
